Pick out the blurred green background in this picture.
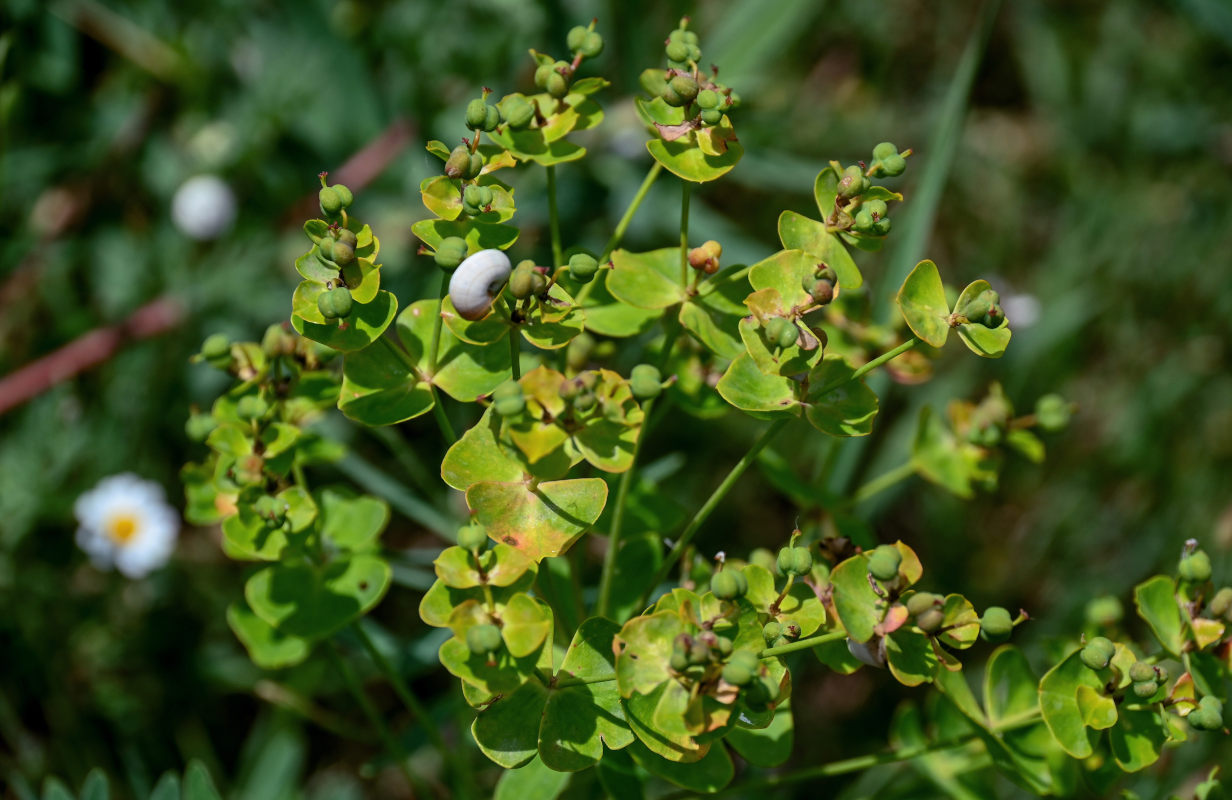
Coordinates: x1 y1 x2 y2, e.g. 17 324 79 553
2 0 1231 797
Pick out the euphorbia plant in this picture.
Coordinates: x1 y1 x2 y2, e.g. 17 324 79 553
182 18 1228 798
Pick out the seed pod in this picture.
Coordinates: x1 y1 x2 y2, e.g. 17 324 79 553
854 209 875 233
434 236 468 271
233 454 265 487
509 260 544 299
185 412 217 442
580 31 604 58
980 606 1014 643
466 623 503 655
445 145 471 179
837 165 866 200
1132 680 1159 699
253 494 287 528
503 94 535 129
665 41 690 63
319 186 343 216
1179 550 1213 583
807 279 835 305
1084 595 1123 626
700 107 722 126
711 571 744 600
905 593 939 616
867 545 902 581
762 621 782 645
957 289 999 324
629 364 663 400
465 98 488 130
201 333 231 362
567 26 588 52
764 317 798 350
722 650 759 686
696 89 719 109
319 286 353 319
568 252 599 283
483 104 502 132
980 303 1003 328
865 199 888 218
777 546 812 577
1189 696 1225 731
336 228 358 250
669 651 689 672
1129 661 1156 683
916 607 944 633
492 380 525 417
457 523 488 551
546 62 571 98
449 249 512 320
1080 637 1115 671
873 142 898 160
1210 587 1232 619
687 640 712 665
881 153 907 176
331 240 355 267
236 394 269 421
1034 394 1072 432
716 637 733 657
669 75 699 105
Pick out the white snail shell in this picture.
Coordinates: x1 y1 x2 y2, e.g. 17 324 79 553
449 249 512 321
846 636 886 668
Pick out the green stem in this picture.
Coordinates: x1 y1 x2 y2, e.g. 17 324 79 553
679 180 692 284
819 337 918 397
326 642 425 794
508 330 521 380
351 624 446 752
597 395 657 618
428 273 448 375
758 630 846 658
641 418 792 605
378 334 456 444
547 164 563 269
601 162 663 262
849 461 916 506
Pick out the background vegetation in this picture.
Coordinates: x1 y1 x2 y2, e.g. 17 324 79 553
2 0 1230 796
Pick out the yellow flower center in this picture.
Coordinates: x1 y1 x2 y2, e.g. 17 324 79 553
105 513 140 545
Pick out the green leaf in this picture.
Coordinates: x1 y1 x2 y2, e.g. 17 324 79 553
727 705 794 767
646 134 743 183
221 486 315 561
956 317 1012 358
245 555 391 640
493 755 571 800
716 353 799 416
467 478 607 561
830 554 880 643
501 593 553 657
886 628 939 686
742 564 826 638
79 770 108 800
148 773 180 800
488 126 587 166
607 248 686 309
895 260 950 347
520 284 587 350
292 290 398 353
578 271 661 338
412 217 520 253
912 407 974 499
439 631 546 695
680 270 747 359
1109 705 1167 772
747 249 815 311
441 410 525 490
1075 684 1118 730
615 610 681 698
183 761 222 800
473 677 549 768
398 299 511 402
608 531 665 622
318 487 389 551
984 646 1040 728
596 748 646 800
1038 650 1103 759
627 740 733 791
813 166 839 217
226 602 311 669
804 356 880 437
936 594 981 650
1134 575 1185 656
540 617 635 771
776 211 862 289
338 340 435 425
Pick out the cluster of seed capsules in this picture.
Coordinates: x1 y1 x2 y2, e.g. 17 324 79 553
311 175 359 320
829 142 912 242
657 20 739 127
487 364 667 421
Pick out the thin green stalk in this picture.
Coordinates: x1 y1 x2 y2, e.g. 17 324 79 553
849 461 916 506
679 181 692 284
351 624 446 752
377 334 456 444
335 453 456 540
818 337 918 396
601 162 663 262
597 395 658 618
758 630 846 658
326 643 426 794
546 164 563 268
508 330 521 380
428 273 448 375
641 417 792 605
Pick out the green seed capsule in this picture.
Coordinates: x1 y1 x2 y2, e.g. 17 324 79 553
778 546 813 577
483 104 501 132
546 62 570 98
1034 394 1072 432
236 394 269 421
319 186 343 216
711 571 744 600
333 184 353 208
696 89 719 109
669 651 689 672
509 261 543 299
1132 680 1159 699
568 252 599 283
881 153 907 176
580 31 604 58
917 607 945 633
762 621 782 645
700 107 722 126
873 142 898 160
980 304 1003 328
434 237 468 270
503 94 535 129
682 30 699 46
185 412 217 442
336 228 358 250
872 217 892 236
566 25 588 52
202 333 230 361
465 98 488 130
854 209 875 233
1210 587 1232 619
980 606 1014 643
765 317 797 350
717 637 733 657
456 523 488 551
1189 696 1224 731
668 75 699 105
721 662 753 686
477 186 494 207
331 240 355 267
1129 661 1156 683
867 545 902 581
1083 595 1123 626
630 364 663 401
907 592 941 616
1080 637 1115 671
319 287 353 319
665 41 690 63
466 623 503 655
1179 550 1213 583
253 494 287 527
838 165 865 199
445 145 471 179
807 279 835 305
864 199 888 218
958 289 999 323
534 63 554 89
492 380 525 416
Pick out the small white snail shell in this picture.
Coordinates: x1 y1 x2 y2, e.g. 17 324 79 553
846 636 886 668
449 248 512 321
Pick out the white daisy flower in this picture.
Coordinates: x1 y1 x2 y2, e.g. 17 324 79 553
74 474 180 578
